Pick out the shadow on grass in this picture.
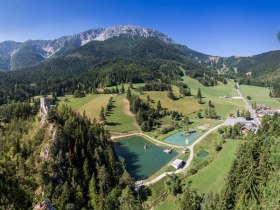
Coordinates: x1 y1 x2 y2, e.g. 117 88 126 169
107 122 122 126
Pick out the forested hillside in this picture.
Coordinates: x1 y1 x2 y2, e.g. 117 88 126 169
0 36 224 105
0 103 140 209
203 114 280 209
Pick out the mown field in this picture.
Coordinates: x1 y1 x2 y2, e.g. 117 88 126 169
58 93 139 133
240 84 280 109
154 139 241 210
55 77 245 134
58 94 112 120
188 140 242 194
106 94 139 132
140 88 203 116
183 76 246 119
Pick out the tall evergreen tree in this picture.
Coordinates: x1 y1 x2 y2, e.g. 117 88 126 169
121 85 125 94
127 87 132 99
119 186 141 210
157 100 162 111
99 107 106 124
89 175 99 210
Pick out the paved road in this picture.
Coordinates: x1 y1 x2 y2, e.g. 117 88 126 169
236 83 261 127
143 123 224 186
115 117 248 187
116 84 262 187
111 133 184 149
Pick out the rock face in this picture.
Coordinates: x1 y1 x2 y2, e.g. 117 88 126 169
0 25 174 70
33 200 55 210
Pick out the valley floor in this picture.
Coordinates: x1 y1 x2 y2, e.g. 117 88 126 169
49 77 278 209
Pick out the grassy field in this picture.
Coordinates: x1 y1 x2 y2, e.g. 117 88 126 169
188 140 242 194
140 89 203 116
58 94 139 132
55 78 245 134
58 94 112 120
156 196 179 210
240 85 280 109
190 132 223 171
106 94 139 132
153 140 241 210
183 76 246 119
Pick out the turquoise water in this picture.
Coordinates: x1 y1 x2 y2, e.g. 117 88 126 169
197 152 209 158
163 131 199 146
114 136 177 180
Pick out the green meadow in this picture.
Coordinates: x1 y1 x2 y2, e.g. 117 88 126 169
240 84 280 109
188 140 242 194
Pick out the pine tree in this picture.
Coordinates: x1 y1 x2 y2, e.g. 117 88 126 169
119 186 141 210
115 86 119 94
83 158 90 182
121 85 125 94
208 100 214 107
99 107 106 124
197 88 203 104
245 111 251 120
237 109 240 117
167 90 175 100
197 88 202 98
269 89 273 97
178 187 202 210
127 87 131 99
157 100 162 111
147 95 150 102
129 82 133 89
89 175 99 210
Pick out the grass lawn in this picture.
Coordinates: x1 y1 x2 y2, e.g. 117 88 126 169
58 94 112 120
156 196 179 210
189 132 223 171
187 140 242 194
58 94 139 132
140 90 203 116
106 94 139 132
183 76 246 120
240 85 280 109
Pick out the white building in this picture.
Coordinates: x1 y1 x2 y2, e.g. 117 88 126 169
170 159 184 169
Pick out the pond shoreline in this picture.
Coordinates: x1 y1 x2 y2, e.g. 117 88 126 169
113 135 178 180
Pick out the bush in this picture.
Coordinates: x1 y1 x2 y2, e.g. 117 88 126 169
188 168 198 175
215 145 222 152
247 95 252 100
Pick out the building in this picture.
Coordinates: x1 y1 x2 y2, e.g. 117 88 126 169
256 104 270 110
241 122 257 134
170 159 184 169
263 109 279 116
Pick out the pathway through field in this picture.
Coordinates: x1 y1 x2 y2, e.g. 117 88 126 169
123 98 135 116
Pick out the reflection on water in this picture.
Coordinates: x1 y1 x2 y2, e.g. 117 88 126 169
163 131 199 146
114 136 177 180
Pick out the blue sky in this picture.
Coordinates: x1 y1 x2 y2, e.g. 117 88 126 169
0 0 279 56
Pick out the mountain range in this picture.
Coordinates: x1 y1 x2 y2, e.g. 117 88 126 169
0 25 279 83
0 25 174 70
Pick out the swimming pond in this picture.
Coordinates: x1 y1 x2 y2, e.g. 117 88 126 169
197 152 209 158
114 136 178 180
163 131 199 146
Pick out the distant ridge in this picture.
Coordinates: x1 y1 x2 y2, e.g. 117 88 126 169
0 25 174 70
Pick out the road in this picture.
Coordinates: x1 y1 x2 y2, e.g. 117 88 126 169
143 123 224 186
236 83 261 127
111 132 184 149
117 84 261 187
114 117 248 187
